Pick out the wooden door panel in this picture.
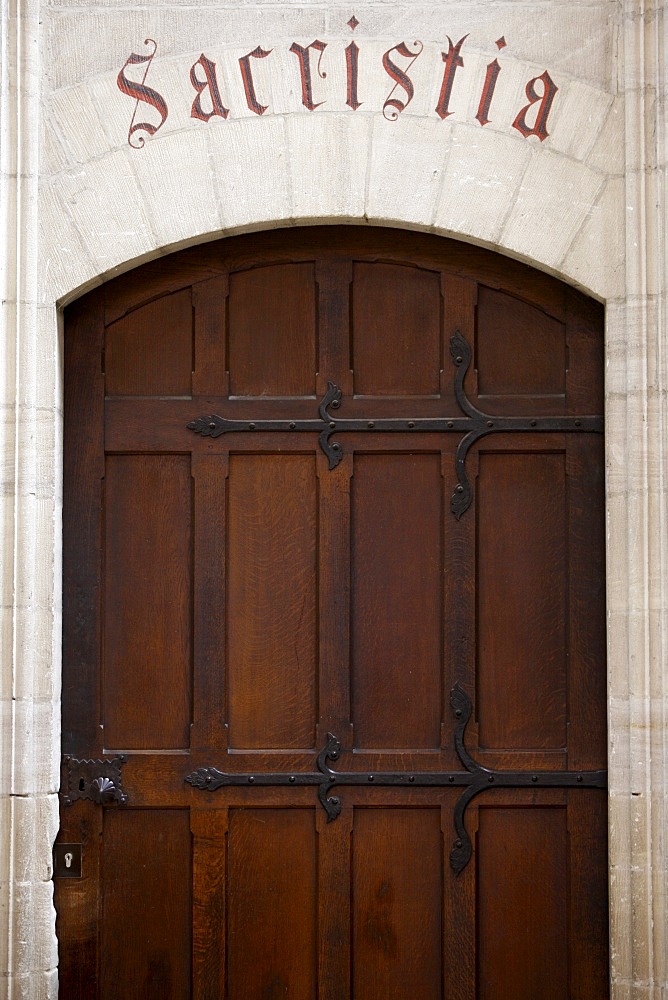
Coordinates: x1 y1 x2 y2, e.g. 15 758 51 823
227 808 318 1000
352 807 443 1000
101 810 192 1000
351 262 443 397
476 804 569 1000
228 263 317 397
104 454 192 750
58 227 607 999
476 448 568 752
351 452 443 751
476 285 566 401
104 289 194 397
227 454 318 751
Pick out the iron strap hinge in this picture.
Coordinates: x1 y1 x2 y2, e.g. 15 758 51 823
185 685 606 874
187 332 603 519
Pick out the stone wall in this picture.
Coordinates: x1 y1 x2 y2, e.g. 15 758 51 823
0 0 665 995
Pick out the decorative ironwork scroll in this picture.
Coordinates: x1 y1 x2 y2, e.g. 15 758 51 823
185 687 606 874
187 332 603 518
61 755 128 806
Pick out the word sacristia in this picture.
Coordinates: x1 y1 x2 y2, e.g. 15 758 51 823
118 26 558 149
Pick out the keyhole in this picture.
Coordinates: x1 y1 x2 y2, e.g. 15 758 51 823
64 852 73 869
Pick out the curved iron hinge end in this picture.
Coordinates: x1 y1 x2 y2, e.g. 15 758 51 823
316 731 342 820
450 783 479 876
450 331 476 420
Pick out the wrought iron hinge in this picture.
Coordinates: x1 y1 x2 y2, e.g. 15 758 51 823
187 332 603 519
61 755 128 806
185 686 606 874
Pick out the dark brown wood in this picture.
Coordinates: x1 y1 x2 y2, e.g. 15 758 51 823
192 809 228 1000
59 226 608 999
226 453 318 750
100 810 191 999
103 454 192 750
105 289 193 397
351 452 443 751
226 809 318 999
351 261 442 396
352 808 443 999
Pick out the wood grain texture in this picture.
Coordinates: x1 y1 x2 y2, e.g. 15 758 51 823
352 808 442 1000
476 448 567 751
477 805 569 1000
352 261 441 396
101 810 192 1000
227 454 317 750
105 289 193 397
352 452 443 750
227 809 317 1000
228 262 316 396
103 454 192 749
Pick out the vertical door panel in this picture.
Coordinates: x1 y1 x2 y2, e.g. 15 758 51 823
228 263 317 397
352 807 443 1000
101 810 192 1000
104 454 192 750
227 454 318 750
351 262 442 396
227 809 318 1000
351 453 443 750
476 449 568 751
476 805 569 1000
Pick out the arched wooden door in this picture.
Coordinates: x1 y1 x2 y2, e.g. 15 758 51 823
56 227 608 999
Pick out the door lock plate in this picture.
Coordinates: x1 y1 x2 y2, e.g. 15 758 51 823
53 843 82 879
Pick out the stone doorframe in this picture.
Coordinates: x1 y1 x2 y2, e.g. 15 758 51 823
1 0 666 996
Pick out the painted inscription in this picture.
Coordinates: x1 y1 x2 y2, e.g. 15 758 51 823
117 19 558 149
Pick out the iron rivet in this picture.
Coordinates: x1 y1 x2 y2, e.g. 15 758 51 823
206 775 212 784
577 774 583 782
408 421 415 429
488 775 494 782
209 422 216 430
249 422 256 430
455 839 462 848
329 421 336 429
289 422 296 430
368 421 375 429
456 356 463 364
448 776 454 783
330 776 335 782
331 796 340 805
331 400 340 409
289 776 295 783
455 709 462 717
448 421 454 429
248 776 255 783
575 419 581 427
409 775 415 783
530 420 537 427
531 775 538 783
333 443 340 450
487 420 494 428
368 775 374 782
456 485 464 493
